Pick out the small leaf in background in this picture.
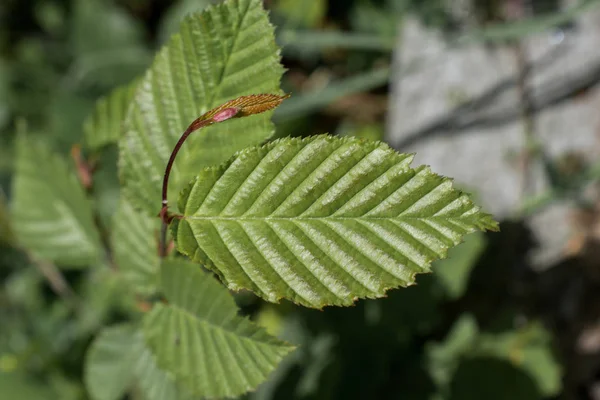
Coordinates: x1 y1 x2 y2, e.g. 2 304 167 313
84 83 137 150
173 135 498 308
427 314 479 390
427 316 562 399
69 0 151 89
11 134 101 267
434 231 486 299
157 0 215 44
84 324 137 400
477 323 562 397
143 259 295 398
85 325 193 400
449 357 541 400
0 189 14 245
0 372 54 400
112 197 160 294
120 0 285 215
132 332 193 400
274 0 326 29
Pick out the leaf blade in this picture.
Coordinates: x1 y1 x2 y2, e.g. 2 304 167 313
173 135 498 308
84 83 137 150
119 0 284 215
11 134 101 267
84 324 137 400
143 259 294 398
112 197 160 294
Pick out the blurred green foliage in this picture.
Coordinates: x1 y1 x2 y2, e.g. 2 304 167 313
2 0 595 398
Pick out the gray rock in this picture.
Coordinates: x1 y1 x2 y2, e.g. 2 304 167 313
386 10 600 268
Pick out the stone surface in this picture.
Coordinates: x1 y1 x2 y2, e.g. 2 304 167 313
386 9 600 268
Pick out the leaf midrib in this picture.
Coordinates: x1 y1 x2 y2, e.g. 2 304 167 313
182 215 476 221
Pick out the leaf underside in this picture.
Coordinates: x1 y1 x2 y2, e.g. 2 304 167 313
119 0 284 215
11 135 101 267
143 260 294 398
173 135 498 309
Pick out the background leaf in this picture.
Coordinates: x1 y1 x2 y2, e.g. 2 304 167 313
84 324 137 400
112 197 159 294
143 259 294 398
11 134 101 267
85 324 193 400
119 0 284 215
434 231 486 299
173 135 498 308
84 83 136 150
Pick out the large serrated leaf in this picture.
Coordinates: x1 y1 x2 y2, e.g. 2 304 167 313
143 260 294 398
112 197 160 294
11 135 101 267
84 83 136 150
173 135 498 308
119 0 284 215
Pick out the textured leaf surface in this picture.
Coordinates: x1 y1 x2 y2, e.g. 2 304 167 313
11 135 101 267
84 83 136 150
174 135 498 308
85 324 137 400
132 331 193 400
144 260 294 398
119 0 284 215
112 197 159 293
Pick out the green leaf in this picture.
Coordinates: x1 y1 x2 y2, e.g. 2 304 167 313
119 0 284 215
434 231 486 299
143 259 294 398
427 316 562 398
112 197 160 294
173 135 498 308
476 323 562 397
158 0 214 44
84 324 137 400
11 135 101 267
274 0 326 29
85 325 192 400
0 189 14 245
0 372 54 400
133 331 193 400
84 83 136 150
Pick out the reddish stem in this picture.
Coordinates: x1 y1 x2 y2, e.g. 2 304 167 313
159 107 240 258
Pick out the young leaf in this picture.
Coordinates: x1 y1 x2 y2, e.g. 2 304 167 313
143 259 294 398
119 0 284 215
112 197 160 294
173 135 499 308
11 135 101 267
85 324 137 400
84 83 136 150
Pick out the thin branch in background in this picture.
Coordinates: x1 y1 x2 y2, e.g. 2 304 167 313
28 252 81 310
